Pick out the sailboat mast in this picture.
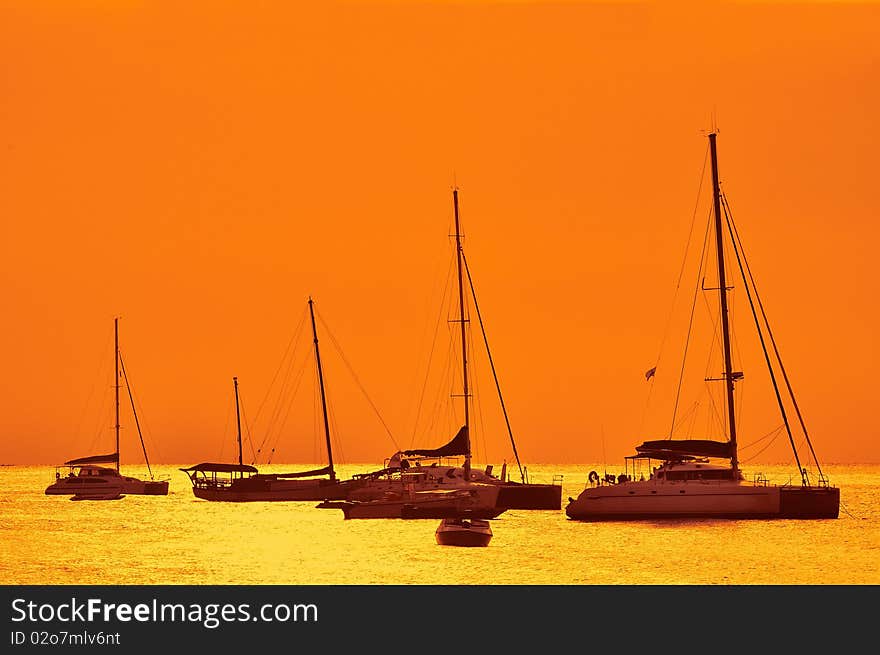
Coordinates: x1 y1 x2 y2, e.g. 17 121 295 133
308 298 336 482
709 132 739 471
453 188 472 481
233 376 243 467
114 317 120 472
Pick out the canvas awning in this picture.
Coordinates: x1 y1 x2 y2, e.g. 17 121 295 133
179 462 258 474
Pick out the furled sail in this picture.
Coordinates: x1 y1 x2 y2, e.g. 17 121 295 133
635 439 734 460
403 426 470 458
264 466 334 479
64 452 119 465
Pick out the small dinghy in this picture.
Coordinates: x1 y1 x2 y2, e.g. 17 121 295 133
435 517 493 547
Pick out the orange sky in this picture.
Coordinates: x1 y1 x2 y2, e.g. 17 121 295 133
1 1 877 468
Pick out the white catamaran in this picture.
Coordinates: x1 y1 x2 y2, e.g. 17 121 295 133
566 132 839 521
45 318 169 497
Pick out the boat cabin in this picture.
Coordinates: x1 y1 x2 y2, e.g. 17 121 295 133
652 460 742 482
54 464 123 484
54 464 121 480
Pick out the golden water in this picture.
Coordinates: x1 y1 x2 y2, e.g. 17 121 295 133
1 463 876 585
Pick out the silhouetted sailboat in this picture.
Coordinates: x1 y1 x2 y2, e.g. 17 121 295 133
181 298 362 501
347 189 562 510
45 318 169 496
566 132 839 521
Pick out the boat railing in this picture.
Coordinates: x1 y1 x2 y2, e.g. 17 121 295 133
584 471 631 489
190 474 240 489
752 473 769 487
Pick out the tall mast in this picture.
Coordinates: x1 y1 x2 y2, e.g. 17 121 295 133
114 317 120 472
308 298 336 481
452 188 472 481
709 132 739 471
233 376 243 467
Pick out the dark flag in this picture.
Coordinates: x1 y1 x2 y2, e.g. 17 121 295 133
645 366 657 381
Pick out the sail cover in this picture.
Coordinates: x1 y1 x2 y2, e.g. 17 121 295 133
403 426 470 458
270 466 333 479
64 452 119 465
635 439 734 460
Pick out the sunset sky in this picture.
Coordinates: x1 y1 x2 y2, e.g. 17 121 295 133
1 1 877 468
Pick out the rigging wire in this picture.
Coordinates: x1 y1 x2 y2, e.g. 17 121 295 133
739 425 785 463
218 386 233 462
467 322 487 468
87 350 114 456
252 309 309 460
261 344 312 465
640 142 710 435
669 206 713 437
462 252 525 482
723 192 826 482
427 335 456 443
410 251 456 449
118 351 154 479
317 311 399 452
75 331 114 456
721 193 806 483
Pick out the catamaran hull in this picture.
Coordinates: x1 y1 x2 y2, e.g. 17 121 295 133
318 499 505 520
779 486 840 518
318 484 505 519
347 475 562 509
496 483 562 510
565 482 839 521
46 478 168 496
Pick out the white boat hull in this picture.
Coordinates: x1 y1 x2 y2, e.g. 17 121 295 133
565 480 839 520
46 476 168 496
317 485 504 520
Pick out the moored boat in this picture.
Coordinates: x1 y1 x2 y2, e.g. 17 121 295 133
45 318 169 497
181 299 360 502
435 518 493 547
566 132 839 522
348 189 562 510
317 482 504 520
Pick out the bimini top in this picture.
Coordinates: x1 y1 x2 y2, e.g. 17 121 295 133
635 439 734 461
402 426 470 459
179 462 259 474
64 452 119 466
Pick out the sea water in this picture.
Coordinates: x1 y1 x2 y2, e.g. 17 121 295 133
0 463 876 585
